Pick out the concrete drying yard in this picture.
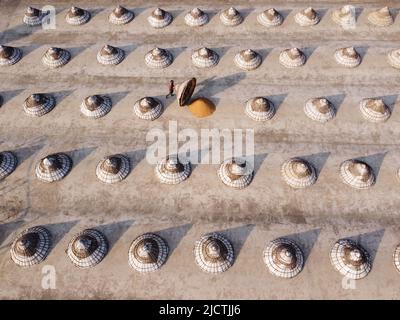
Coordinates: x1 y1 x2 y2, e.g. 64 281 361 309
0 0 400 299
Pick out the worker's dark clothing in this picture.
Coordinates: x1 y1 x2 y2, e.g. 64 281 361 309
166 81 175 99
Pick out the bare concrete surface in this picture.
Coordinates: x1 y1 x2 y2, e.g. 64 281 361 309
0 0 400 299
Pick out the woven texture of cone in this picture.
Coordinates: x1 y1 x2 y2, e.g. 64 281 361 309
387 49 400 69
368 7 393 27
281 158 317 189
304 97 336 123
257 8 283 27
0 151 17 181
42 47 71 69
10 226 51 267
192 47 219 68
245 97 275 121
35 153 72 183
155 155 191 184
359 98 391 123
148 8 173 28
330 239 372 280
65 6 91 25
96 154 130 184
133 97 163 121
23 7 44 26
97 45 125 65
185 8 209 27
80 95 112 119
294 7 320 26
263 238 304 278
0 45 22 66
220 7 243 26
67 229 108 268
109 5 134 25
23 93 56 117
339 159 375 189
393 245 400 273
279 48 306 68
128 233 169 273
194 233 234 273
332 5 356 28
218 158 254 189
145 47 173 69
334 47 361 68
234 49 262 71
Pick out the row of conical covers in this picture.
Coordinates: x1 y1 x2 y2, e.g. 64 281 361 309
9 225 400 279
22 6 397 28
4 92 393 125
0 151 386 190
246 97 392 123
3 44 400 70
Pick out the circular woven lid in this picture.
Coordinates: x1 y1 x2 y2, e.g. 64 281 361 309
218 157 254 189
68 6 85 17
304 97 336 123
67 229 108 268
85 95 104 111
25 6 41 17
0 45 13 59
263 238 304 278
360 98 391 122
113 5 128 17
155 155 191 184
0 151 17 180
36 153 72 182
128 233 169 272
96 154 130 184
251 97 272 112
368 7 393 26
340 159 375 189
281 157 317 188
11 226 51 267
330 239 372 280
194 233 234 273
177 78 197 106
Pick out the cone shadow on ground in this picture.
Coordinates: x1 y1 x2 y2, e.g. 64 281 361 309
356 152 388 180
108 91 130 109
300 152 331 178
0 89 24 106
45 220 79 250
194 72 247 102
268 93 288 113
96 219 134 251
250 152 268 176
347 229 385 264
126 149 147 172
376 94 398 113
0 220 25 247
326 93 346 114
19 44 41 58
66 146 97 168
154 223 193 258
283 228 321 263
12 143 45 167
47 90 74 106
217 224 255 261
